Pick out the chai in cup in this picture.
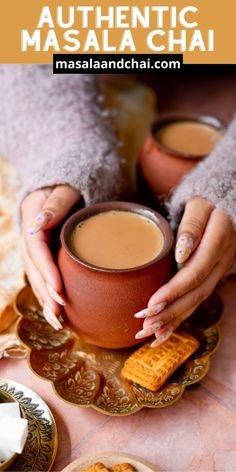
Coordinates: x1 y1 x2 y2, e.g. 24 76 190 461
155 119 221 157
58 202 174 349
139 114 225 196
70 210 164 270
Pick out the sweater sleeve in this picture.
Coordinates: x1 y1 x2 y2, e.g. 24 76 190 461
0 65 122 208
168 116 236 230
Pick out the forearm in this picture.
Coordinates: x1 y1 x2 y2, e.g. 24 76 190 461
168 116 236 230
0 65 121 207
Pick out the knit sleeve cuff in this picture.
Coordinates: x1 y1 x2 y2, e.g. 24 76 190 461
167 116 236 231
168 168 235 225
17 150 122 223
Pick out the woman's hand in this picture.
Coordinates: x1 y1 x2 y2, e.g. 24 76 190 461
134 197 236 347
21 185 81 329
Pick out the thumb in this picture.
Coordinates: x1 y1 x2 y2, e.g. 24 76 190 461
29 185 80 234
175 197 213 264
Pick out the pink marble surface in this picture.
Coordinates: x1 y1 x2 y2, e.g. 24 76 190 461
1 276 236 472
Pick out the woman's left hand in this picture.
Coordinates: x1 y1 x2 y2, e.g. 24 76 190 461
21 185 81 329
134 197 236 347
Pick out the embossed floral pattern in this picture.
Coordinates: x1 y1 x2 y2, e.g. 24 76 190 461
0 379 57 471
16 286 223 416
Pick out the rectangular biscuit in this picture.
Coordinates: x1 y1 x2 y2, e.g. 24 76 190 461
121 331 200 391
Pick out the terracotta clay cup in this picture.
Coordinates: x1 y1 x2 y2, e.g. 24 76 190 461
58 202 175 349
139 113 225 197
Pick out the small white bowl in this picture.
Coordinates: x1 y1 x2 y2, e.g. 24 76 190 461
0 391 20 471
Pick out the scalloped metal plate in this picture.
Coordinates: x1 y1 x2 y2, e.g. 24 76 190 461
16 286 222 416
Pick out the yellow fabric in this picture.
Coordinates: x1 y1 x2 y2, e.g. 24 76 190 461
0 157 25 333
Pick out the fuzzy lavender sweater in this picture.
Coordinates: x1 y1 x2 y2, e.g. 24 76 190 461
0 65 235 231
168 117 236 230
0 65 121 209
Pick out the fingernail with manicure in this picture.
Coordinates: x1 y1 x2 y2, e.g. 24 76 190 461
28 211 53 235
151 327 174 347
46 283 66 306
135 320 164 339
175 233 194 264
134 302 166 318
43 305 63 330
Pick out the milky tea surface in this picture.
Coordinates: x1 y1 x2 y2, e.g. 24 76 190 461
70 210 164 269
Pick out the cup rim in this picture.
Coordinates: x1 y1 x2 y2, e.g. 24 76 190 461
151 112 226 160
60 201 174 273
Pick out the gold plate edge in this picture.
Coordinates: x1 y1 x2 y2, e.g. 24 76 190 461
14 287 222 417
15 315 197 416
15 314 192 416
0 377 58 471
15 316 142 417
61 451 160 472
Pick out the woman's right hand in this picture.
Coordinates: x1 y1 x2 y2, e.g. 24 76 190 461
21 185 81 330
134 197 236 346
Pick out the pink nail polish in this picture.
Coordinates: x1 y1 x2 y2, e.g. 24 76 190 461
135 321 164 339
46 283 66 306
35 213 46 223
43 313 59 331
151 327 174 347
175 233 194 264
134 302 166 319
28 227 40 235
134 308 149 318
43 305 63 330
147 302 167 316
28 211 53 235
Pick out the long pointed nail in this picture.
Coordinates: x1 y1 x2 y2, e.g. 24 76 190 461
28 211 53 235
135 321 164 339
134 302 166 318
175 233 194 264
46 283 66 306
43 305 63 330
151 327 174 347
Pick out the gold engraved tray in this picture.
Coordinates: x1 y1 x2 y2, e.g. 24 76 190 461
16 286 223 416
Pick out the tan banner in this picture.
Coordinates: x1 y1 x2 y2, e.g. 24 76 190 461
0 0 235 64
